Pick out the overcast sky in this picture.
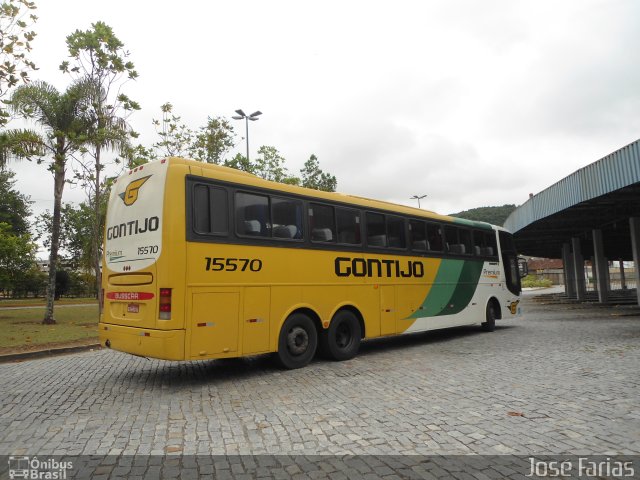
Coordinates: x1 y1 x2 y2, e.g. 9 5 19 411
8 0 640 245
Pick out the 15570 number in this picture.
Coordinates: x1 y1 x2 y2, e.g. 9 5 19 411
138 245 159 255
205 257 263 272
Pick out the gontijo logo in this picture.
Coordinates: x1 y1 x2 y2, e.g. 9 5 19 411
119 175 151 206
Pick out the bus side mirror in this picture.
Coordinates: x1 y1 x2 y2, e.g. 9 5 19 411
518 257 528 278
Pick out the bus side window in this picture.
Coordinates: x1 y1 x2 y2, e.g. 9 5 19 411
387 215 406 249
459 229 472 255
484 232 497 256
472 230 484 256
235 192 270 237
310 203 336 242
193 184 228 235
409 219 427 251
272 196 303 240
445 225 465 254
426 222 443 251
336 208 361 245
366 212 387 247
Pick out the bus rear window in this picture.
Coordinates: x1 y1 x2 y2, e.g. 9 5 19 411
193 185 228 235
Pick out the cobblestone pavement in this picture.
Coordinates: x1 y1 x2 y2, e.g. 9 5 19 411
1 293 639 459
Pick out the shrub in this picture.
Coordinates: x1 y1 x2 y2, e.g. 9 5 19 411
521 276 553 288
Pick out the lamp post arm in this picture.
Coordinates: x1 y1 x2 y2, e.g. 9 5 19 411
245 116 250 162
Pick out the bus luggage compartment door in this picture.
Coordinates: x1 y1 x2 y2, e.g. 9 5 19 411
242 287 270 354
380 285 396 335
189 291 239 358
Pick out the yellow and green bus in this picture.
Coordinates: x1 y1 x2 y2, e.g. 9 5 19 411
100 157 522 369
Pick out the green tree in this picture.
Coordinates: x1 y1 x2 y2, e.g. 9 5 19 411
188 116 235 164
3 79 94 323
54 268 70 300
60 21 139 300
281 176 301 186
14 265 45 297
300 154 337 192
0 169 32 235
119 142 155 168
33 201 97 276
152 102 193 158
450 204 517 226
0 0 38 126
253 145 291 182
0 221 36 296
223 152 254 173
67 269 93 297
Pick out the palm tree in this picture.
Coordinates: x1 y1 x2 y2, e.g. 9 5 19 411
2 80 94 324
71 79 131 308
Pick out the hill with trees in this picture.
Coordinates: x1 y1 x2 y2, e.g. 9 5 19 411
449 204 517 226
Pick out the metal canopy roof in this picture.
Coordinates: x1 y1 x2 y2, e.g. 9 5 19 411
504 139 640 259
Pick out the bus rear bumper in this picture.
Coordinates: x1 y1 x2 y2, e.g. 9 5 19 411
99 323 185 360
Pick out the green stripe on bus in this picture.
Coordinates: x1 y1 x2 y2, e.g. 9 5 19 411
406 259 483 319
450 217 493 229
407 259 464 318
435 260 484 316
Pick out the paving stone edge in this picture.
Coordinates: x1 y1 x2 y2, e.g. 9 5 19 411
0 343 101 363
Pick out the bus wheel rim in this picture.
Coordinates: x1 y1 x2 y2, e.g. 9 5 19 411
287 326 309 356
336 323 351 349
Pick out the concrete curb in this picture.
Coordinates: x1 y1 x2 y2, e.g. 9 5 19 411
0 343 102 363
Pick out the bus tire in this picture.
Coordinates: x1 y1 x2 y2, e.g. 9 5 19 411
276 313 318 369
481 302 496 332
320 310 361 361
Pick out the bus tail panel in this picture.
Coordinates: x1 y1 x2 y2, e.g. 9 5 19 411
101 268 160 330
100 323 185 360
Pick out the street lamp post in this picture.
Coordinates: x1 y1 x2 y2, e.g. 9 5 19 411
232 109 262 161
411 194 427 208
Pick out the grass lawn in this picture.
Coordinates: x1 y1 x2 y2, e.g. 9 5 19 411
0 305 99 353
0 297 98 308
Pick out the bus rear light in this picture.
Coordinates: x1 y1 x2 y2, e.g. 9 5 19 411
159 288 172 320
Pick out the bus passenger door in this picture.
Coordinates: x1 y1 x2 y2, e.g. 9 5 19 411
380 285 395 335
190 291 239 358
242 287 270 354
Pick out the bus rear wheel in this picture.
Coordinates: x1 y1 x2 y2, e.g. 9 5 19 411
276 313 318 369
481 302 496 332
320 310 361 361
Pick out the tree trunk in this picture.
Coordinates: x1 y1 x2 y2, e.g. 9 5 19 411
43 147 66 325
94 143 102 311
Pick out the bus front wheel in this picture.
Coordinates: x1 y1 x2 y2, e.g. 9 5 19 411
320 310 361 361
482 302 496 332
276 313 318 369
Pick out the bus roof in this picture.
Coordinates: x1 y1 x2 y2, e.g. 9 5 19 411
158 157 496 231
